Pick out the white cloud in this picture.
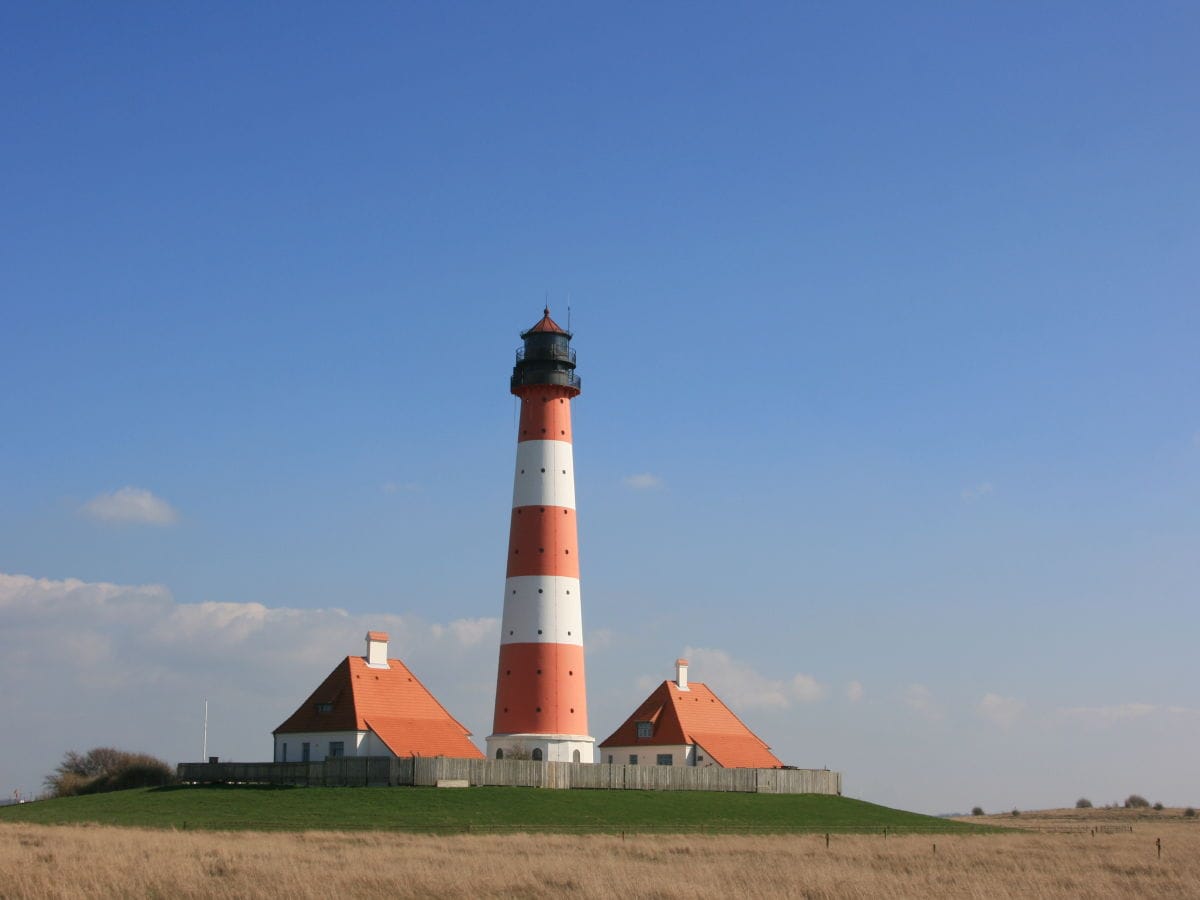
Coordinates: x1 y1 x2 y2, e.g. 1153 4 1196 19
1165 706 1200 718
0 572 498 796
791 674 827 703
681 647 788 709
903 683 943 721
430 618 496 647
976 693 1025 728
82 486 178 525
680 647 824 710
622 473 663 490
1058 703 1157 724
960 482 994 502
845 680 864 703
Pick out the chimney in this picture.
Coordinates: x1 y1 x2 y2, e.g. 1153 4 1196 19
366 631 390 668
675 658 689 691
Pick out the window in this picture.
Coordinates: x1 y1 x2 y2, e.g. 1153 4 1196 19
607 755 613 764
629 754 638 765
301 742 311 762
531 748 544 761
496 749 504 760
657 754 674 766
315 702 333 714
573 749 581 763
636 721 653 739
280 742 288 762
328 741 344 758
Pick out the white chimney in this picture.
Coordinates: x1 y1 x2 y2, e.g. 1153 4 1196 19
366 631 390 668
675 658 689 691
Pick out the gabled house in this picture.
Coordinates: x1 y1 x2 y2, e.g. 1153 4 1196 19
598 659 784 769
273 632 485 763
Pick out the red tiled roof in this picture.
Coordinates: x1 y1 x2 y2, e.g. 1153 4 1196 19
274 656 484 759
598 680 784 768
366 716 482 759
689 733 782 770
525 307 566 335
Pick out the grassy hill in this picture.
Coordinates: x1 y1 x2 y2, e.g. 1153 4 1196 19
0 785 993 834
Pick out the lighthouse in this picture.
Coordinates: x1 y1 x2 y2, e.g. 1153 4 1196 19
486 309 594 764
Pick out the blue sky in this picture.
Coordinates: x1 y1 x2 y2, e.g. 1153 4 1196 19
1 2 1197 813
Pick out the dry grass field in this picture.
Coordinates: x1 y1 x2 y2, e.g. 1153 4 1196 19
2 816 1198 899
953 805 1196 832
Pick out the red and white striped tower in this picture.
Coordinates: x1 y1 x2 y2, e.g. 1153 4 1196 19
486 308 594 763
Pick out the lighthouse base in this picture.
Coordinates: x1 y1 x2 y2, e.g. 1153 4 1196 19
485 733 595 764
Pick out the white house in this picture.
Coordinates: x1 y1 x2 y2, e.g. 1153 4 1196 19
598 659 784 768
272 632 484 763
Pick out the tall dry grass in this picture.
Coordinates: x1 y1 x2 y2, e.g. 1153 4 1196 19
956 806 1197 832
2 820 1197 898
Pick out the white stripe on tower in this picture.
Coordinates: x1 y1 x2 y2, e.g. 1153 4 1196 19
511 440 576 508
500 575 583 646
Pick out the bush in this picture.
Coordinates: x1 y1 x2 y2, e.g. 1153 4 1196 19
1076 798 1093 809
1184 807 1196 818
49 772 93 798
1011 808 1021 817
1153 802 1164 811
971 807 984 816
1125 794 1150 809
103 761 177 792
44 747 174 797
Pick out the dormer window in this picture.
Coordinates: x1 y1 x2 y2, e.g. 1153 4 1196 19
636 721 653 739
315 702 333 714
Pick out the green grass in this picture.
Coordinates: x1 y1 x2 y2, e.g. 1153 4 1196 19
0 786 995 834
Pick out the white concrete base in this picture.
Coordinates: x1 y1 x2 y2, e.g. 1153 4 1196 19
486 733 595 764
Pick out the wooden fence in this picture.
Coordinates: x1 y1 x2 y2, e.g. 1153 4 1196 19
176 758 841 795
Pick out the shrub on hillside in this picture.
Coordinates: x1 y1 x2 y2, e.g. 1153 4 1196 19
44 747 175 797
1124 794 1150 809
1184 807 1196 818
1153 802 1164 811
971 807 984 816
1075 798 1092 809
1011 808 1020 816
50 772 94 798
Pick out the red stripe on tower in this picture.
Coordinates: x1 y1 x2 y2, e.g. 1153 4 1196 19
486 309 594 764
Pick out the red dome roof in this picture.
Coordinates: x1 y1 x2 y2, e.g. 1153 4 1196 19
524 307 567 335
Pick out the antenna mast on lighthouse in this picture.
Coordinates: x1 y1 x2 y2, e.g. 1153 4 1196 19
486 308 594 764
